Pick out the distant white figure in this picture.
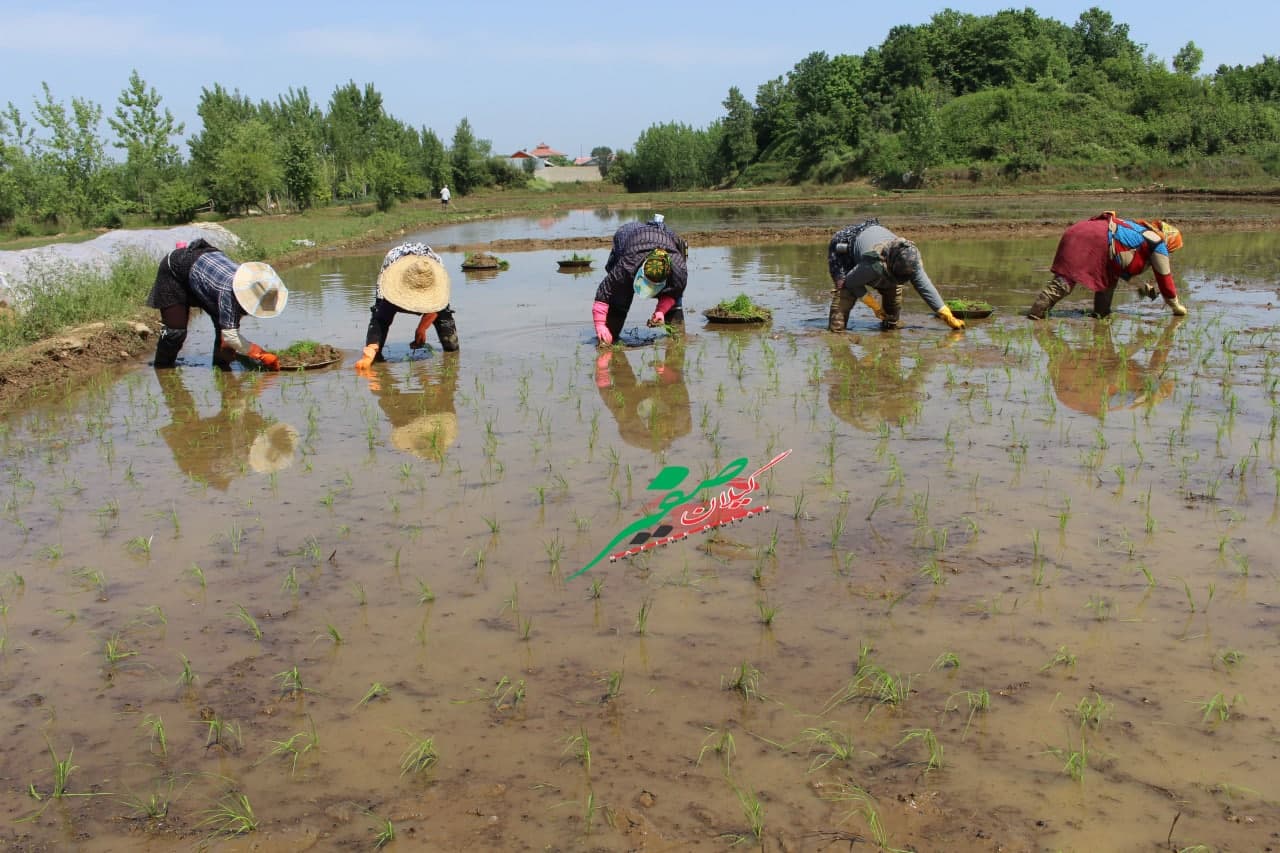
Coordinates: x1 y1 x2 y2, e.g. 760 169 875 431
440 185 451 207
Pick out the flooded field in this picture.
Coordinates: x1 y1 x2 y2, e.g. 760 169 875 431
1 206 1278 851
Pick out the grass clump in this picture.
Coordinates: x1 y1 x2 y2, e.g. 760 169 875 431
710 293 772 320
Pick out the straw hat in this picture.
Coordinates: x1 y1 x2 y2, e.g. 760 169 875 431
232 262 289 318
248 423 299 473
379 254 451 313
390 412 458 458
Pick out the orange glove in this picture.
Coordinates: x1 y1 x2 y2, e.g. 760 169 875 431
411 313 438 349
248 344 280 371
354 343 379 372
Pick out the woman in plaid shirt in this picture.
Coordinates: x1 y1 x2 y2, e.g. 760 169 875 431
592 215 688 345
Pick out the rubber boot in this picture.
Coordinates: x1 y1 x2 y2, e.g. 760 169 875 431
828 289 857 332
435 308 460 352
879 284 903 331
1089 286 1116 319
1027 276 1072 320
153 326 187 368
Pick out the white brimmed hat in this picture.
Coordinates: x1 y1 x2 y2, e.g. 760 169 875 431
233 262 289 318
248 423 299 473
390 412 458 459
379 254 451 313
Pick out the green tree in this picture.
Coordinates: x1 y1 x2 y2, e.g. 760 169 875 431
107 70 184 213
624 122 711 191
209 119 280 214
590 145 613 177
31 83 113 224
449 117 484 195
715 86 757 181
1173 41 1204 76
897 87 941 185
418 127 450 194
188 85 258 200
367 148 408 212
280 130 320 210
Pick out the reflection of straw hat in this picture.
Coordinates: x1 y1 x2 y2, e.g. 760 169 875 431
232 262 289 318
248 423 299 473
390 412 458 458
379 255 451 313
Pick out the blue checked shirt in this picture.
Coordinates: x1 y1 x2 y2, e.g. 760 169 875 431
189 251 257 353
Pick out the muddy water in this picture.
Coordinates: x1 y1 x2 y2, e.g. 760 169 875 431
1 221 1279 851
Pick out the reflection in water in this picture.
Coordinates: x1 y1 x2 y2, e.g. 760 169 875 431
363 355 460 459
461 267 502 284
156 370 298 489
825 335 939 431
1034 317 1182 418
595 340 691 452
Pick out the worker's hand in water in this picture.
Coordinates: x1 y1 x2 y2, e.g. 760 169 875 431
592 301 612 344
936 306 966 330
354 343 379 372
411 313 438 348
647 311 665 328
248 344 280 371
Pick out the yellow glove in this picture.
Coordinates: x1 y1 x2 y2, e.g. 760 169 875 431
860 292 885 321
354 343 379 372
936 305 966 330
1165 296 1188 317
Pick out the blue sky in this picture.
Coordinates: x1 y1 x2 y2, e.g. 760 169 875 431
2 1 1273 159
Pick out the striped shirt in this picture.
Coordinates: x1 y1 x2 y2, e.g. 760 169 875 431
594 222 688 307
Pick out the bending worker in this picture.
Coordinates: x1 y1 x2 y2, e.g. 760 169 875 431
148 238 288 370
355 242 458 373
1026 211 1186 320
592 214 688 345
827 218 965 332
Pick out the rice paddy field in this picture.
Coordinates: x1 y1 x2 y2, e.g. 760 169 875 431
1 200 1278 851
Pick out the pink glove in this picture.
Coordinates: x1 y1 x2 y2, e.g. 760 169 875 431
174 241 188 249
647 311 665 328
655 295 676 316
592 301 612 345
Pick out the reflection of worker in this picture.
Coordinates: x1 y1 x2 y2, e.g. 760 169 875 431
595 340 692 452
592 214 688 345
1033 318 1182 418
147 239 288 370
827 219 965 333
156 370 298 490
825 335 937 431
355 243 458 374
1027 212 1186 320
364 358 461 459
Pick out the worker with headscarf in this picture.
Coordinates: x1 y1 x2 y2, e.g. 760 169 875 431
592 214 688 345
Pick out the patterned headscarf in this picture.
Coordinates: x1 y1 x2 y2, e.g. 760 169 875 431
643 249 672 282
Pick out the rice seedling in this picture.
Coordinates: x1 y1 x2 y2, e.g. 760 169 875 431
44 740 78 798
176 654 197 689
791 487 807 520
140 714 167 757
545 534 565 573
799 726 858 772
695 727 737 772
756 599 779 626
103 632 136 666
1214 648 1243 670
371 814 395 849
324 623 343 645
72 566 108 599
826 662 912 716
823 783 891 849
563 726 592 773
634 598 652 635
1198 693 1242 724
932 652 961 671
351 582 367 606
281 566 299 595
1048 736 1089 782
585 577 604 600
198 790 257 836
600 668 624 702
201 714 241 751
125 535 154 556
519 616 533 641
729 782 765 842
1041 646 1077 671
399 732 440 777
482 515 501 534
268 716 319 775
897 727 944 772
945 689 991 739
919 558 943 585
416 579 435 604
1076 693 1112 730
1084 593 1114 621
187 563 206 589
356 682 389 708
721 662 763 701
230 604 262 641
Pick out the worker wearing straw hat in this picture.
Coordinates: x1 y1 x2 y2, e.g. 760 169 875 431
147 238 288 370
355 242 458 373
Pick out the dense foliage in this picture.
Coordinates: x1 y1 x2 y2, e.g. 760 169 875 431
612 8 1280 190
0 75 525 232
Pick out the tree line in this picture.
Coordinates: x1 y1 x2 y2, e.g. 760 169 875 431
3 7 1279 234
0 76 526 233
614 7 1280 191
